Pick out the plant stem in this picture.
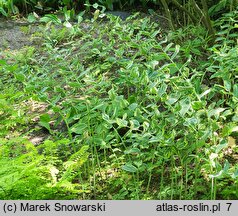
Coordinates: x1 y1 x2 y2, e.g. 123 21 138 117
171 0 197 24
191 0 215 44
160 0 175 31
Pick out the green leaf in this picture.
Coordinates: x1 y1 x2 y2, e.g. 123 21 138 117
27 13 37 23
6 65 18 72
134 160 142 168
215 139 228 153
92 3 99 9
63 21 72 28
122 163 137 173
129 119 140 129
70 123 87 134
231 169 238 179
14 73 25 82
40 14 62 24
116 118 128 127
167 93 180 105
171 44 180 60
39 121 51 132
192 101 205 110
208 107 226 118
199 89 211 99
40 113 51 123
91 48 100 55
179 98 191 116
124 148 141 155
0 59 7 65
233 84 238 98
68 82 81 88
223 160 230 172
183 117 198 127
224 79 231 91
128 103 138 110
209 170 223 179
158 83 167 97
39 114 52 132
164 43 173 52
221 124 238 136
0 7 8 17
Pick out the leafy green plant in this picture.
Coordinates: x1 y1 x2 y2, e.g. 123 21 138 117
0 137 90 199
1 7 237 200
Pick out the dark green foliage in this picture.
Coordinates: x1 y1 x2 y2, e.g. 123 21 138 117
0 0 237 17
0 0 236 46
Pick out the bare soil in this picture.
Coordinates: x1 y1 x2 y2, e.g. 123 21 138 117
0 12 168 51
0 19 42 51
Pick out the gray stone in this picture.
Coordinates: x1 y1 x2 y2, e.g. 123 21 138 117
105 11 131 20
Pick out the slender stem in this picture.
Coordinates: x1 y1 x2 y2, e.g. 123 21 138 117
230 0 238 11
146 147 156 196
191 0 215 44
201 0 216 43
171 0 197 24
160 0 175 31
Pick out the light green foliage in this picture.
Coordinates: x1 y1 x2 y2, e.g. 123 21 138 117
0 137 90 199
0 9 237 199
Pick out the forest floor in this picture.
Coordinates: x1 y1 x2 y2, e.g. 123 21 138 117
0 11 237 200
0 19 39 50
0 12 168 51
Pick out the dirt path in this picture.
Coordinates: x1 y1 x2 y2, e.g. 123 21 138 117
0 12 168 52
0 19 42 51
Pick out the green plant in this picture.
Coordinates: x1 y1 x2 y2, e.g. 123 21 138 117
0 137 90 199
1 8 237 200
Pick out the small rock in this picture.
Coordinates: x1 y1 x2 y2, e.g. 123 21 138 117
29 136 44 145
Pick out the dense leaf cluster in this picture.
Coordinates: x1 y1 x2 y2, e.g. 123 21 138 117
0 8 237 199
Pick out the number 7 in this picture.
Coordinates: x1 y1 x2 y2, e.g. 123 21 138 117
226 203 232 211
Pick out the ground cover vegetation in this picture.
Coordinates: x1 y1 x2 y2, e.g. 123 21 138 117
0 0 237 199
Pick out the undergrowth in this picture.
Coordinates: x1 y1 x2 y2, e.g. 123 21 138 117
0 12 237 200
